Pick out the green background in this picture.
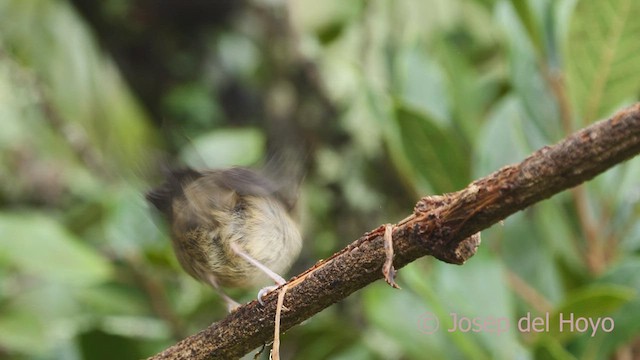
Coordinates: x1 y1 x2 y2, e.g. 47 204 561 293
1 0 639 359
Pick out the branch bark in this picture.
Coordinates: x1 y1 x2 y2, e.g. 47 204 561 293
150 103 640 360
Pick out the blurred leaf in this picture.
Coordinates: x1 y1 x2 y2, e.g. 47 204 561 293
394 0 463 42
509 0 545 57
0 0 156 176
162 83 221 130
289 0 361 40
179 127 265 168
99 62 158 173
217 33 260 77
0 213 112 285
533 200 584 274
578 259 640 359
425 254 523 359
364 254 527 360
0 55 38 147
393 103 469 193
79 330 144 360
495 2 561 144
329 342 381 360
432 32 505 143
589 157 640 217
0 281 91 357
500 211 566 303
584 165 640 260
343 92 386 157
599 258 640 291
473 97 531 178
282 306 365 360
0 308 47 355
534 338 576 360
104 187 162 255
79 284 148 317
100 316 169 339
544 285 635 342
397 47 450 125
363 281 451 359
565 0 640 124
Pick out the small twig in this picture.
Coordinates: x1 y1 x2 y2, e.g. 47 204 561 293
382 224 400 289
126 254 186 339
271 284 289 360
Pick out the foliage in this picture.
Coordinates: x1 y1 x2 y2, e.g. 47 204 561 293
0 0 639 359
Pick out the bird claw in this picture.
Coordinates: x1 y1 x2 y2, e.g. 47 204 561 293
258 285 280 305
226 299 241 312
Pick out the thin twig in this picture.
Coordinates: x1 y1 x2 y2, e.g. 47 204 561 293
382 224 400 289
272 284 289 360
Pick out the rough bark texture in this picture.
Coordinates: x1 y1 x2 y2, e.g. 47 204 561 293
150 103 640 360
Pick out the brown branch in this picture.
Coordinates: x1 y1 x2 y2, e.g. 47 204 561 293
149 103 640 360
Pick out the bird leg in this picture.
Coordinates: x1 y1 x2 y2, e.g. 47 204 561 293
206 274 241 312
230 242 287 304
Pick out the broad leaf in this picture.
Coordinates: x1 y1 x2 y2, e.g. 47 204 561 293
565 0 640 124
0 213 112 285
393 103 470 194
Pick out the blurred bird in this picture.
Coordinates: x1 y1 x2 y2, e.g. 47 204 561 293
146 166 302 310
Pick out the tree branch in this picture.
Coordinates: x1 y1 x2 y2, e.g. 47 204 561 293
150 103 640 360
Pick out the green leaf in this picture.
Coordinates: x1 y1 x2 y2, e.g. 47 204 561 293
289 0 361 38
432 254 525 359
499 211 566 303
393 103 469 193
397 47 451 125
0 0 157 177
162 83 221 130
0 213 112 285
582 260 640 359
473 97 531 178
533 338 576 360
104 187 163 255
363 281 451 359
509 0 545 57
533 200 584 274
544 285 635 342
0 307 48 355
371 254 530 359
179 127 265 168
79 284 148 317
565 0 640 124
495 3 562 144
431 34 505 145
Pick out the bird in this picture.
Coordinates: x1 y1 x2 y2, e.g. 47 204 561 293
146 166 302 310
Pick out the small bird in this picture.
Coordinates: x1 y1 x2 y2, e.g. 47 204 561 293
146 167 302 310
